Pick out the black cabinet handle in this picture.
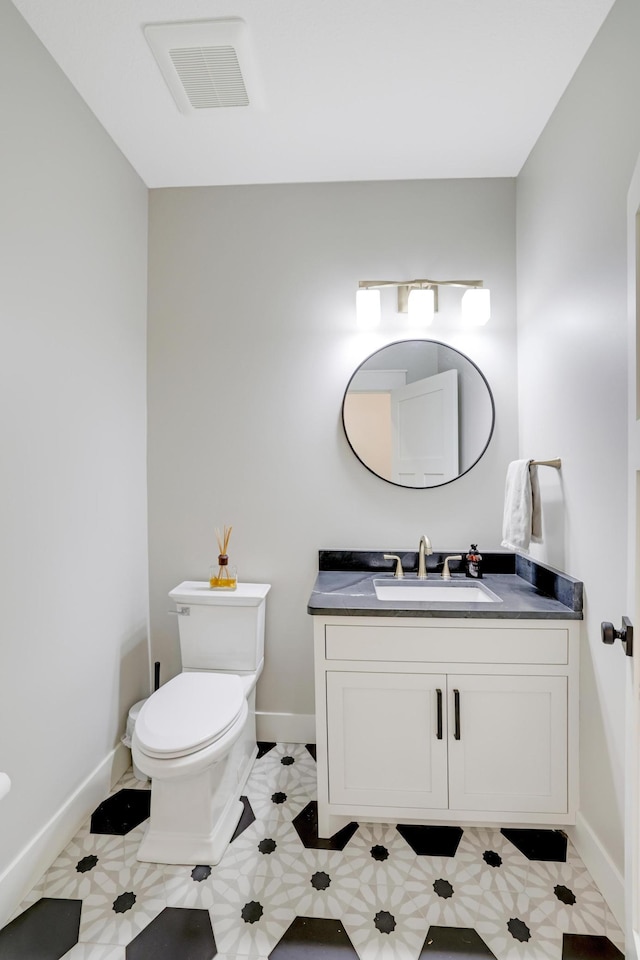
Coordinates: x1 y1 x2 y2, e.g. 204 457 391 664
453 689 461 740
436 688 443 740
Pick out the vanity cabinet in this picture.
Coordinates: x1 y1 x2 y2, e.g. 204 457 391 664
313 617 579 838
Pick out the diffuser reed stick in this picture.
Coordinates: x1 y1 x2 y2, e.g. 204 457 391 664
210 525 237 589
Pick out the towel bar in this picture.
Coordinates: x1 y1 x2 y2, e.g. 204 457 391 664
530 458 561 468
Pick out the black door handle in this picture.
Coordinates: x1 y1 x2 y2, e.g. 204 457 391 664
453 689 461 740
601 617 633 657
436 688 443 740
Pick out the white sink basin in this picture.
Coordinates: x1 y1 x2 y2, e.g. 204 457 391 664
373 579 502 603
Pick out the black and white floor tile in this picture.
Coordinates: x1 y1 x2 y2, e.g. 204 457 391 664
0 741 625 959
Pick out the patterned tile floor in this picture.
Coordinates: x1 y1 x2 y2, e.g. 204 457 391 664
0 741 625 959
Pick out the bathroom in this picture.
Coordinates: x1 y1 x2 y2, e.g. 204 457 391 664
1 0 640 955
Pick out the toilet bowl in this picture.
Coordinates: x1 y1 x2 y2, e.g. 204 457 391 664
132 581 270 865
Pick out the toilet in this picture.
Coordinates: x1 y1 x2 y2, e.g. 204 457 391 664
132 580 270 865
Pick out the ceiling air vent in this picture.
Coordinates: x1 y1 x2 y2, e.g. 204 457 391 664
144 19 256 114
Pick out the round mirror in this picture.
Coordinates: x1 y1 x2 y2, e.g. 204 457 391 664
342 339 495 489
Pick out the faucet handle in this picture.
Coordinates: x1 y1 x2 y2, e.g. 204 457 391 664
383 554 404 579
442 555 462 580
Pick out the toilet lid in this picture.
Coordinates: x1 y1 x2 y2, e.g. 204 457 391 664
135 672 245 759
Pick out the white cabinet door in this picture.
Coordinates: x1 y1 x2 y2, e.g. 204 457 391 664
447 674 568 814
326 671 448 809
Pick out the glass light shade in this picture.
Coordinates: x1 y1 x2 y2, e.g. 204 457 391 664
356 288 381 329
461 287 491 326
407 287 435 326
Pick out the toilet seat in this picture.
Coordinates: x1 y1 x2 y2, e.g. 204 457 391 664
135 672 245 760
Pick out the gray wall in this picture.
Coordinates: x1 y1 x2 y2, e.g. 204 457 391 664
516 0 640 925
147 178 518 728
0 0 149 918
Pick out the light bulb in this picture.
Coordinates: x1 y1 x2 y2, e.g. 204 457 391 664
356 288 381 329
407 287 435 326
461 288 491 326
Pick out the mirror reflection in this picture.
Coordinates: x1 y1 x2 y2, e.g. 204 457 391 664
342 339 494 488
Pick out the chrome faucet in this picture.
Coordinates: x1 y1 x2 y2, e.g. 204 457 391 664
442 555 462 580
417 535 433 579
384 554 405 579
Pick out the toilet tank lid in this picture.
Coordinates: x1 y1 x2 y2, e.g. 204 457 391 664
169 581 271 606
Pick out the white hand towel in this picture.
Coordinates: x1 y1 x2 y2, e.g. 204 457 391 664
501 459 542 552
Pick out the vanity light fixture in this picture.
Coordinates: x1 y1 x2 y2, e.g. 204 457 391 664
356 278 490 328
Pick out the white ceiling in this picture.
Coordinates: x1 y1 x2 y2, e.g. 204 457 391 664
12 0 616 189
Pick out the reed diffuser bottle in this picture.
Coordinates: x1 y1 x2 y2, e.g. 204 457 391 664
209 525 238 590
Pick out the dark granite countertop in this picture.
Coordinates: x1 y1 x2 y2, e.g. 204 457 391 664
307 551 583 620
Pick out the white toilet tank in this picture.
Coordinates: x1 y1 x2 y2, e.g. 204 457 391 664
168 581 271 673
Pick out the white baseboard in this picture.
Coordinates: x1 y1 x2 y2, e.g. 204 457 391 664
568 812 625 930
0 741 130 927
256 711 316 744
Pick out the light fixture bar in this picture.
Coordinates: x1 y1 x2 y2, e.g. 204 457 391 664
359 279 484 290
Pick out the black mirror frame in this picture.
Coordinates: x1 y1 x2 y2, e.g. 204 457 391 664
341 338 496 489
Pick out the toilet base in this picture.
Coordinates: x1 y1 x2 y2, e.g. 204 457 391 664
137 794 245 865
135 696 258 866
